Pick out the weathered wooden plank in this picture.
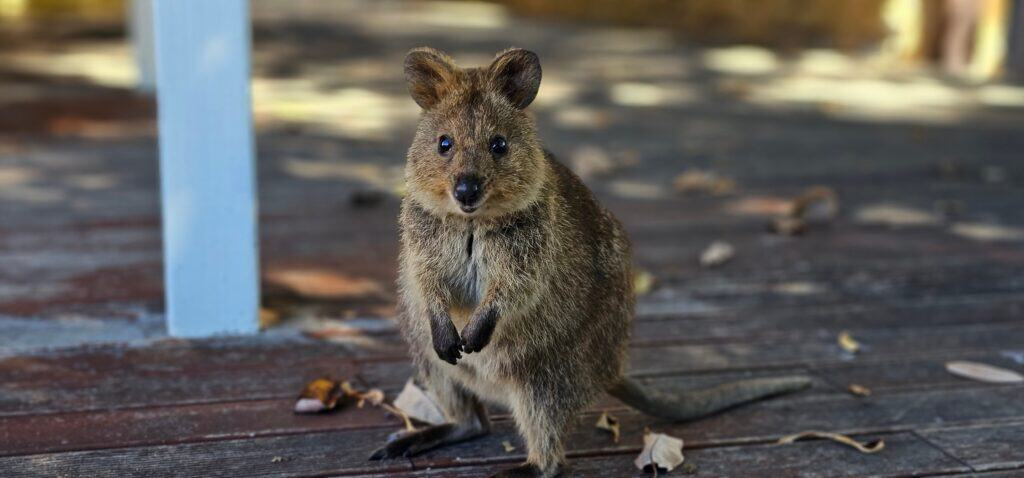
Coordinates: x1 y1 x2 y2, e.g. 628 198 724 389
0 398 402 458
0 337 350 381
5 202 1024 317
357 432 967 478
10 384 1014 477
0 358 1015 472
4 347 1014 459
404 385 1024 471
4 382 1018 476
0 369 825 457
273 293 1024 354
813 352 1024 393
0 427 410 478
0 415 977 478
3 318 1020 416
0 365 343 417
0 339 356 416
329 294 1024 361
635 290 1024 323
627 322 1024 377
630 302 1024 345
919 422 1024 473
360 348 1023 404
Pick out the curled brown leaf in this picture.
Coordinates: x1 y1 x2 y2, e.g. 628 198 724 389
847 384 872 397
595 411 621 443
788 186 838 222
838 331 861 354
769 186 838 236
770 217 807 236
673 170 737 196
294 377 343 414
778 431 884 453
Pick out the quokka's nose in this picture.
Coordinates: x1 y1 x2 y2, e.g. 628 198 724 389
453 175 483 206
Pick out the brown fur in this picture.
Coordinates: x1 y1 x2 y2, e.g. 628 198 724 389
376 47 809 478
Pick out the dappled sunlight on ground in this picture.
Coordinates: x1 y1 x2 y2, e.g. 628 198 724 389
281 158 404 193
608 82 698 107
703 46 780 75
4 0 1023 142
723 196 794 217
950 222 1024 242
0 41 137 89
854 203 943 227
264 267 388 300
253 79 417 140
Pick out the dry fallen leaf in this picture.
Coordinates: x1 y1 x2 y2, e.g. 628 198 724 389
264 268 385 300
770 217 807 236
502 441 516 453
635 430 685 475
349 383 417 431
350 384 386 408
295 378 413 431
838 331 861 354
595 411 621 443
770 186 838 236
847 384 872 397
789 186 839 223
393 379 447 425
294 378 343 414
633 269 655 296
945 360 1024 383
699 241 735 268
673 169 737 196
778 431 884 454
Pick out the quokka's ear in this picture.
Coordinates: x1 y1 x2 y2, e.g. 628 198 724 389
404 47 460 109
487 48 541 110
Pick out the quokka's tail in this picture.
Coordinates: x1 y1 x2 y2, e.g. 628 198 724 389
607 375 811 422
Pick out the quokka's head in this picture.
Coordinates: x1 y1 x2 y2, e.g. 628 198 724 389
403 47 546 219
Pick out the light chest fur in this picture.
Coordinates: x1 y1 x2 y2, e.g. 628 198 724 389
398 203 537 406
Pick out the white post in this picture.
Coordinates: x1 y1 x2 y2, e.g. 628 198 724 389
153 0 260 337
128 0 155 92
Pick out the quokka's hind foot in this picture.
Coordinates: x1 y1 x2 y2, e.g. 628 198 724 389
368 423 486 460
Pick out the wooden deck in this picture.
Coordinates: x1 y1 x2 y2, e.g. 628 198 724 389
2 1 1024 476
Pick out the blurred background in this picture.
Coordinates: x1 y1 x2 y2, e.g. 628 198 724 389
1 0 1023 349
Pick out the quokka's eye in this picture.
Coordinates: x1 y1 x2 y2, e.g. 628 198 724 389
438 135 453 155
489 135 508 157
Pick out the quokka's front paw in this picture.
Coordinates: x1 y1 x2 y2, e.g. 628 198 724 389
461 308 498 354
431 317 462 365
